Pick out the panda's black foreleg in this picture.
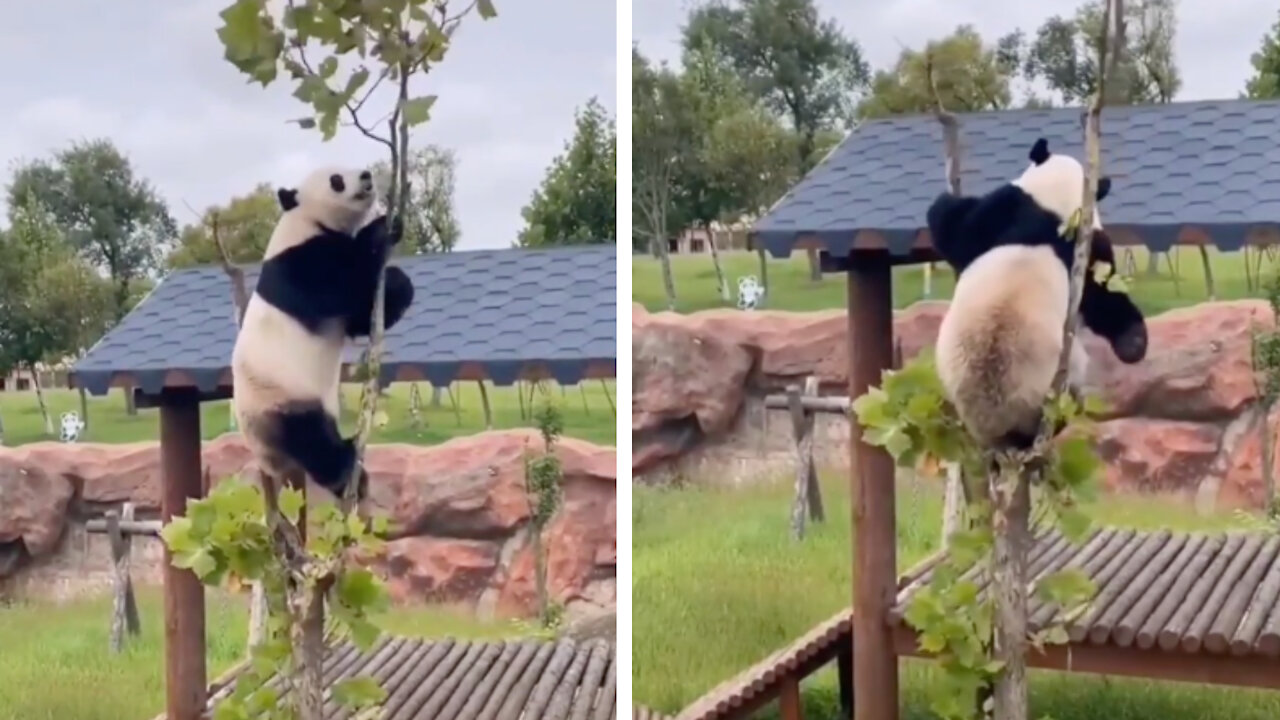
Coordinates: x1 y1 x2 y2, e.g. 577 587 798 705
344 265 415 338
273 400 366 499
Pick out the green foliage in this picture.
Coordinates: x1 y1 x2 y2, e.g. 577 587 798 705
1245 9 1280 99
527 401 565 528
168 184 281 269
0 194 114 378
858 25 1021 119
851 353 1101 718
6 138 177 321
216 0 496 141
518 97 617 247
161 476 392 719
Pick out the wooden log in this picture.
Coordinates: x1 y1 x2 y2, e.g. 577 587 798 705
1207 535 1280 654
802 377 824 524
85 518 163 535
779 675 804 720
1184 534 1267 652
1232 541 1280 655
1157 533 1243 651
325 637 405 719
1131 534 1217 649
436 641 504 720
476 641 540 720
400 641 479 718
454 641 519 720
494 641 557 719
1069 531 1171 643
380 640 454 717
521 640 578 719
1258 589 1280 657
1029 529 1132 628
591 649 617 720
1089 532 1188 645
788 377 824 539
764 395 850 414
544 641 593 720
567 641 611 720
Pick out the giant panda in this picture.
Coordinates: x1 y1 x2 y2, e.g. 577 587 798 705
925 138 1148 451
231 166 416 499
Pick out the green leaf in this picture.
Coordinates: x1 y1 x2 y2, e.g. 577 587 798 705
477 0 498 19
337 568 387 610
174 548 219 580
400 95 438 126
347 616 381 651
1038 568 1096 607
332 675 387 708
1041 624 1070 645
1056 504 1093 542
160 516 197 554
319 56 339 78
279 487 305 526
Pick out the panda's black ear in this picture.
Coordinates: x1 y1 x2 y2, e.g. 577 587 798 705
277 187 299 211
1029 138 1050 165
1096 176 1112 201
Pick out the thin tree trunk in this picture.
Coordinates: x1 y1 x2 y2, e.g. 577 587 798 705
31 369 52 436
124 386 138 416
657 233 677 311
430 385 443 408
1146 250 1161 277
704 224 730 302
291 589 326 718
0 408 6 445
941 463 964 549
989 468 1031 720
756 247 770 301
532 527 548 624
79 387 89 430
477 381 493 430
1263 404 1276 515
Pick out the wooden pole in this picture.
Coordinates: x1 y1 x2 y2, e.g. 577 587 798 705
847 253 898 720
160 389 207 720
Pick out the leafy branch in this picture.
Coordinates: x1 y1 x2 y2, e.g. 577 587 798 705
523 400 566 629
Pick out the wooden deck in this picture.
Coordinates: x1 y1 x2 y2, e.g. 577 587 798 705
166 635 616 720
673 528 1280 720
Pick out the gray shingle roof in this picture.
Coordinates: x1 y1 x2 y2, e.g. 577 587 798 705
70 245 616 396
753 98 1280 258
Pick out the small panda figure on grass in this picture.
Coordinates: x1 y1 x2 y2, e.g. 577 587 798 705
926 138 1149 451
231 166 415 501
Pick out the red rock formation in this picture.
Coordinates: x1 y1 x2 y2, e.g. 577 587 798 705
633 300 1280 510
0 430 616 618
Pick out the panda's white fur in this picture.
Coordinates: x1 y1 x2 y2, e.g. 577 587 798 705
928 139 1146 450
231 165 415 497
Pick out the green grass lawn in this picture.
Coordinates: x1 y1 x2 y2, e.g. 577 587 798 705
0 381 617 448
634 246 1278 316
0 588 530 720
633 473 1280 719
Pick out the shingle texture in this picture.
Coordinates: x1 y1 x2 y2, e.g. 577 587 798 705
71 245 616 395
753 98 1280 257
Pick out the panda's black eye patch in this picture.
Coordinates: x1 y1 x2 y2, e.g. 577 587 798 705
329 174 346 193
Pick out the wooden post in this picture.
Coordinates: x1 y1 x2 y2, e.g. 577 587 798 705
478 380 494 430
787 376 825 540
836 642 854 719
847 253 898 720
107 502 141 653
779 676 803 720
160 389 207 720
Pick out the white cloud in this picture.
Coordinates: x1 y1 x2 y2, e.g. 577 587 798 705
0 0 616 249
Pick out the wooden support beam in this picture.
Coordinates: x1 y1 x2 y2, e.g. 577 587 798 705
160 389 207 720
778 676 803 720
837 642 854 720
847 252 899 720
86 518 163 535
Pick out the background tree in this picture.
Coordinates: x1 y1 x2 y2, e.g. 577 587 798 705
7 139 178 321
858 26 1020 119
672 42 789 301
0 194 113 435
167 184 280 268
683 0 870 281
1244 9 1280 99
371 144 461 253
633 49 692 311
1022 0 1179 105
518 97 617 246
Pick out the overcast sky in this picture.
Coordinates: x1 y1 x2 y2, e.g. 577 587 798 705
634 0 1276 104
0 0 616 250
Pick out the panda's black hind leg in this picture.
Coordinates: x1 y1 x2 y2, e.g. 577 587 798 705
273 400 365 499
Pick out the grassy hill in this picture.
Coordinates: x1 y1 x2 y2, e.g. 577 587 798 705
0 381 617 448
633 473 1280 719
634 246 1277 316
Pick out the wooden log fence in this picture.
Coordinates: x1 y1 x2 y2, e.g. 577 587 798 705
84 503 160 653
763 378 837 540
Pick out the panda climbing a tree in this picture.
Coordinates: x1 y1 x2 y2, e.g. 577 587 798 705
926 138 1149 452
231 166 415 501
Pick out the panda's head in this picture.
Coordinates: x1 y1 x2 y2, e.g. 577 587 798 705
1012 138 1111 238
276 166 376 233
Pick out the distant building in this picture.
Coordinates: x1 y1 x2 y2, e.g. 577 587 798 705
666 220 754 255
0 358 76 392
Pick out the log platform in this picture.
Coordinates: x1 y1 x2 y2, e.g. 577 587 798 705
157 635 617 720
673 528 1280 720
